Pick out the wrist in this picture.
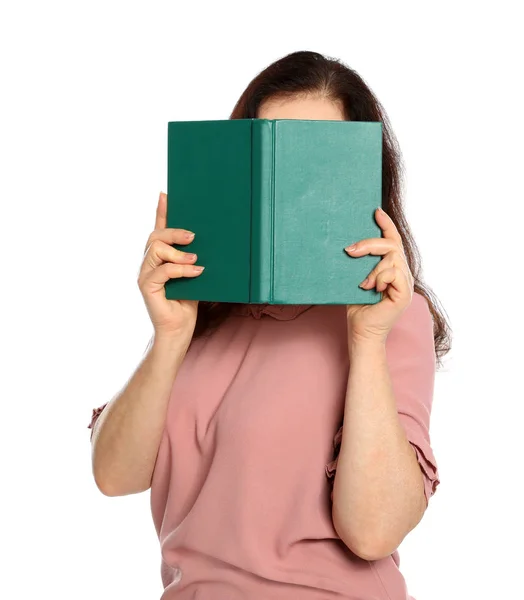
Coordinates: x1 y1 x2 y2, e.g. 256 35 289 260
152 329 194 354
348 332 387 357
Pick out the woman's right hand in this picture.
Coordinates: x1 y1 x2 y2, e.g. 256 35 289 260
138 191 204 338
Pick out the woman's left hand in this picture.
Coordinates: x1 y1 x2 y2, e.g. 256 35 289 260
344 207 414 343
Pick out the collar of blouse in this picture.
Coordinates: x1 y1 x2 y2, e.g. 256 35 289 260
233 304 313 320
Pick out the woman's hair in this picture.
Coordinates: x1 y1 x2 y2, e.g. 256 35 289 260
191 50 452 367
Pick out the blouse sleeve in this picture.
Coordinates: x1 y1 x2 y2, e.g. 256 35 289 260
87 402 109 441
325 292 441 506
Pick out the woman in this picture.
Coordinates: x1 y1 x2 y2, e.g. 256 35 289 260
88 50 451 600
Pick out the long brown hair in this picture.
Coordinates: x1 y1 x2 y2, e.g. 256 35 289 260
192 50 452 367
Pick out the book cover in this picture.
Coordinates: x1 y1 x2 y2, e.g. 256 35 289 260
165 118 383 305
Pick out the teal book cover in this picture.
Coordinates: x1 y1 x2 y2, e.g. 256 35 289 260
165 118 383 305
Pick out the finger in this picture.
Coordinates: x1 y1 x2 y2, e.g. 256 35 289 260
139 239 198 280
345 237 402 258
155 192 168 231
358 253 412 289
139 262 205 294
144 227 195 255
375 207 403 244
374 266 411 302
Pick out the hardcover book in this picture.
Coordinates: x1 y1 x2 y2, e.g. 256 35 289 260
165 118 383 305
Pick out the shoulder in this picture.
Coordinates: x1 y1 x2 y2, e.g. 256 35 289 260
396 291 434 332
386 291 435 358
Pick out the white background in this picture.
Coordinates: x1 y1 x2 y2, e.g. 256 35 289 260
1 1 522 599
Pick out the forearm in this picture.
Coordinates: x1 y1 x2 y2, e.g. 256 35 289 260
331 335 426 560
91 332 192 496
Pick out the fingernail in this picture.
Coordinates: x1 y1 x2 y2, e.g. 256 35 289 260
193 266 205 273
345 243 357 252
185 231 195 239
359 277 369 287
377 206 384 213
186 253 197 260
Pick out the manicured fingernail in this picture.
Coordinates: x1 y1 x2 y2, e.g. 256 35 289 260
345 243 357 252
185 231 195 239
193 266 205 273
359 277 369 287
186 253 197 260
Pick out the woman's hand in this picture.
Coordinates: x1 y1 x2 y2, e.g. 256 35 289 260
138 192 205 339
344 207 414 343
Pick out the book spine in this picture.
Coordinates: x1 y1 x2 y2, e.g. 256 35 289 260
251 119 275 302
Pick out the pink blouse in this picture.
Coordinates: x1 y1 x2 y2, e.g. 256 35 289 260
88 293 440 599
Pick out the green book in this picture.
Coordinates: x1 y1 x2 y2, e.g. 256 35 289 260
165 118 382 305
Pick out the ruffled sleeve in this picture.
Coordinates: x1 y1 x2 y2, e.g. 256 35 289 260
325 292 441 506
87 402 108 441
